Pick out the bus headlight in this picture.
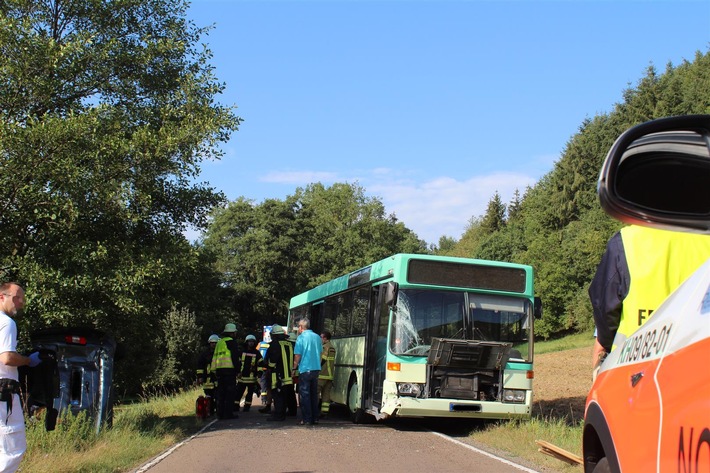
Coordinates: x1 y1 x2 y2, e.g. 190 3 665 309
502 389 526 403
397 383 423 397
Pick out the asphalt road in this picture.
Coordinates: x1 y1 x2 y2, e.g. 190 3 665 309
135 402 540 473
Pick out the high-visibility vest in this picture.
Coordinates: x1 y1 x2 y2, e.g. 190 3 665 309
614 226 710 348
239 351 259 383
211 337 235 370
319 341 336 381
267 339 293 389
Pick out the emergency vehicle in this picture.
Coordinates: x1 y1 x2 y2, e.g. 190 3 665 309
583 115 710 472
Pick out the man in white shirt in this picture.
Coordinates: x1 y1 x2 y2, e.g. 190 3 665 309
0 282 40 473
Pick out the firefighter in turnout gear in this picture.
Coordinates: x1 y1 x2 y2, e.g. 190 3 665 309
235 334 262 412
211 323 241 420
196 334 220 416
264 324 294 421
318 330 336 417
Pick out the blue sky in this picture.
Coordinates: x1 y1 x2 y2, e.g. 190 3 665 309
186 0 710 245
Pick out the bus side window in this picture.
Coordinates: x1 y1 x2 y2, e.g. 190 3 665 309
325 297 342 337
351 287 368 335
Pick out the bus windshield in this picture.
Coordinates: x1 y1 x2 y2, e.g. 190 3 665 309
390 289 531 360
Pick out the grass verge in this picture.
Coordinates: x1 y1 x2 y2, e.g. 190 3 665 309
21 388 204 473
534 331 594 355
470 417 583 472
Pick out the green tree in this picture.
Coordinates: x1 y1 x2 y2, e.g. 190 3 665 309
0 0 241 392
296 182 425 287
479 192 506 235
204 182 425 327
434 235 458 254
507 189 524 222
144 306 202 393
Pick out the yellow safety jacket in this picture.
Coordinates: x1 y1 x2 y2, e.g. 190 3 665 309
211 337 235 370
319 341 336 381
614 226 710 348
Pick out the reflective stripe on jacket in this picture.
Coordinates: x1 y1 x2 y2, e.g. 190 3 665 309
319 341 336 380
239 351 260 383
267 339 293 389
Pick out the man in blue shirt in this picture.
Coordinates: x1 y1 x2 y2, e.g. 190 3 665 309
292 318 322 425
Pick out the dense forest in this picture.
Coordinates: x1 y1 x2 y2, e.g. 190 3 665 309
1 1 708 394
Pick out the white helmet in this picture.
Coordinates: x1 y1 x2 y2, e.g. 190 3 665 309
245 334 257 342
208 334 220 343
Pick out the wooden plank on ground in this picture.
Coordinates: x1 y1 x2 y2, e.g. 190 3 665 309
535 439 583 466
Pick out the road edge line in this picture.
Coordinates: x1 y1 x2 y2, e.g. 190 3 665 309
429 430 540 473
133 418 218 473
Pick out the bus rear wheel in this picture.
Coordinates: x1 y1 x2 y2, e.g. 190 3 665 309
347 378 366 424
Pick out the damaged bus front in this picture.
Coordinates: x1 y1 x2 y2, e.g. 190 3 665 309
378 287 539 420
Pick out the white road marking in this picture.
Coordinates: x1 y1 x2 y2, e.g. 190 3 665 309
133 418 218 473
430 430 540 473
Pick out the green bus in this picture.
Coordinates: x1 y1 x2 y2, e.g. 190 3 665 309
287 253 542 423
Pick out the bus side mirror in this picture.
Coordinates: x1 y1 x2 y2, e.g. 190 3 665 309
385 282 399 308
534 297 543 319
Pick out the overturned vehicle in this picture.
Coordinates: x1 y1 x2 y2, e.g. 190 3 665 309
20 327 117 433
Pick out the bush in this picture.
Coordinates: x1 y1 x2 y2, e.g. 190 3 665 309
142 306 201 393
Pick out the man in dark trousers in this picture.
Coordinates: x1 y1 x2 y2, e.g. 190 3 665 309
211 323 241 420
264 324 294 422
196 334 219 416
235 334 262 412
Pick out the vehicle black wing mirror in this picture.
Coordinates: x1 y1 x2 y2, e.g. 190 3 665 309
534 297 543 319
385 281 399 308
598 115 710 234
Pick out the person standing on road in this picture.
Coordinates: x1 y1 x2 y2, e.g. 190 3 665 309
265 324 294 422
286 331 298 417
317 330 336 418
589 225 710 376
293 317 322 425
211 323 241 420
256 330 272 413
0 282 41 472
196 334 219 416
235 334 262 412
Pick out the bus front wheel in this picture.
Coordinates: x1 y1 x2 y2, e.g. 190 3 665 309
347 378 366 424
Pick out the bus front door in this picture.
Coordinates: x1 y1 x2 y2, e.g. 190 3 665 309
364 284 389 410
